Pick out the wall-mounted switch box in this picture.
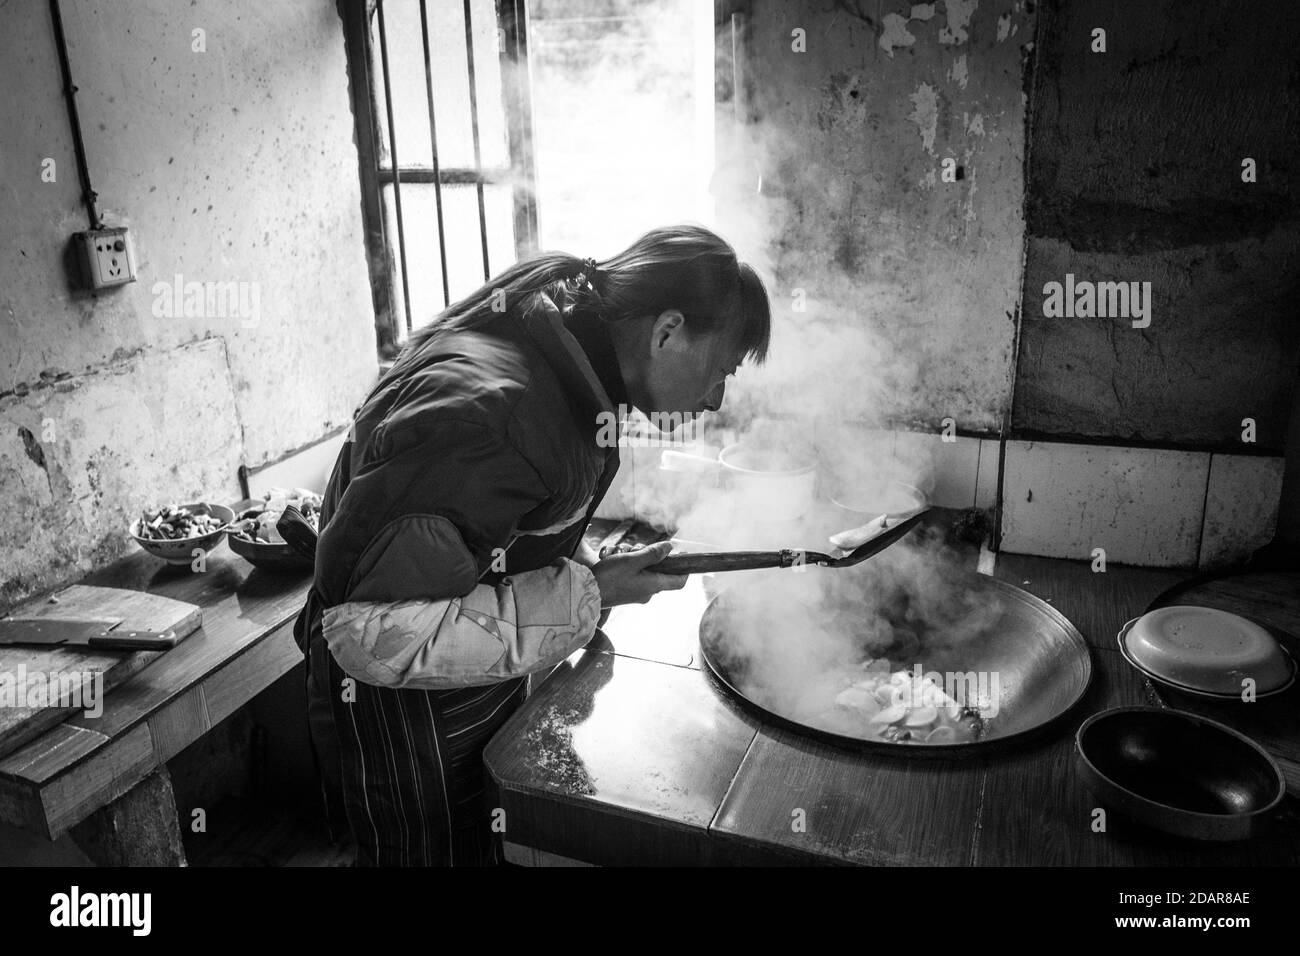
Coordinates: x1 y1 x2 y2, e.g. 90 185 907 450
76 227 137 289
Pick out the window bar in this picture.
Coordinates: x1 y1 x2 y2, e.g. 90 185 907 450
376 0 413 335
463 0 492 281
342 0 394 356
418 0 451 308
499 0 539 254
379 167 506 185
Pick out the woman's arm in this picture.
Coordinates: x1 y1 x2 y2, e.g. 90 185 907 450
321 524 682 689
322 547 600 689
315 417 602 690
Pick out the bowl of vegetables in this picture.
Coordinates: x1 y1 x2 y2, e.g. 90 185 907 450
131 502 234 565
228 488 321 571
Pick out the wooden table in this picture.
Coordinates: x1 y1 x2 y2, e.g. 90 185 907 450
485 549 1300 866
0 544 311 863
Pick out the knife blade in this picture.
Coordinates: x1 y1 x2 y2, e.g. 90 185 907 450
0 618 122 647
0 617 179 650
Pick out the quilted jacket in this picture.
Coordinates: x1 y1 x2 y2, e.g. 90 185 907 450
292 290 624 689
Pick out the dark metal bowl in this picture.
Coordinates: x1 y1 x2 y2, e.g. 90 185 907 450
1075 706 1286 841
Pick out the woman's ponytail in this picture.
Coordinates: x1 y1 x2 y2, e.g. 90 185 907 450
403 225 769 366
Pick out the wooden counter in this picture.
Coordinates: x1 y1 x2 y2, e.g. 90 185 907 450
485 552 1300 866
0 544 311 854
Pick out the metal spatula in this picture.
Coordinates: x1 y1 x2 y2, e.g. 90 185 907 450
654 509 928 575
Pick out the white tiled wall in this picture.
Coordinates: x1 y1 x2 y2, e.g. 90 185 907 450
1199 454 1286 567
590 427 1286 570
927 435 981 509
597 425 992 525
816 423 975 508
245 429 347 500
591 439 641 520
826 427 986 510
1000 441 1209 567
974 439 1000 510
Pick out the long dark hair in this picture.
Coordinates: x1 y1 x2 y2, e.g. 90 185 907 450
402 224 771 364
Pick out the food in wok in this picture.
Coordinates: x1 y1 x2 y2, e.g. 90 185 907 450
813 659 986 743
700 563 1093 753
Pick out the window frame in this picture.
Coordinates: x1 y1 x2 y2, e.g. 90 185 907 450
341 0 540 359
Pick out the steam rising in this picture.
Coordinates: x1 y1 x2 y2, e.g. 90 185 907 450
703 537 1006 731
530 3 1001 737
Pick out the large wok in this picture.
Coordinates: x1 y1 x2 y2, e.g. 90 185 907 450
699 571 1093 756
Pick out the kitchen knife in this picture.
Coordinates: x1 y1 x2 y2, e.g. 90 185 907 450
0 617 180 650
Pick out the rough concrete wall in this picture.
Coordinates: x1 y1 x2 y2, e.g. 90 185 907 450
1013 0 1300 449
0 0 376 606
729 0 1033 431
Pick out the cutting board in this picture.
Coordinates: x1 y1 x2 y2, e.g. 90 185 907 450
0 585 202 760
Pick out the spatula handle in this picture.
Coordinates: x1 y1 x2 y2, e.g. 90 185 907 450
655 549 808 575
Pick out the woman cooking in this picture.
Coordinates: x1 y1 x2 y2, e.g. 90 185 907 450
295 224 772 866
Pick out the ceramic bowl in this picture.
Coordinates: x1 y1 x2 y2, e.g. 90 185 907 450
130 502 233 565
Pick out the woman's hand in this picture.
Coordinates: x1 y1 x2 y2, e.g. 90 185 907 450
573 540 601 568
590 540 687 607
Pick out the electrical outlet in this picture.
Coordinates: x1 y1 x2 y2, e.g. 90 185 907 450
76 227 136 289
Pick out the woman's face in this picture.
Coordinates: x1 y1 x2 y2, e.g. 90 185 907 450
637 310 743 425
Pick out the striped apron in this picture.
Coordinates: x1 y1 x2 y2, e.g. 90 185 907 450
306 630 529 867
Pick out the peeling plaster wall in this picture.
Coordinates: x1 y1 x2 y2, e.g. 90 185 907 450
1012 0 1300 450
0 0 377 607
731 0 1034 431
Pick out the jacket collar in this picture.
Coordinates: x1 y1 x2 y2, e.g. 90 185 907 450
520 292 628 422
